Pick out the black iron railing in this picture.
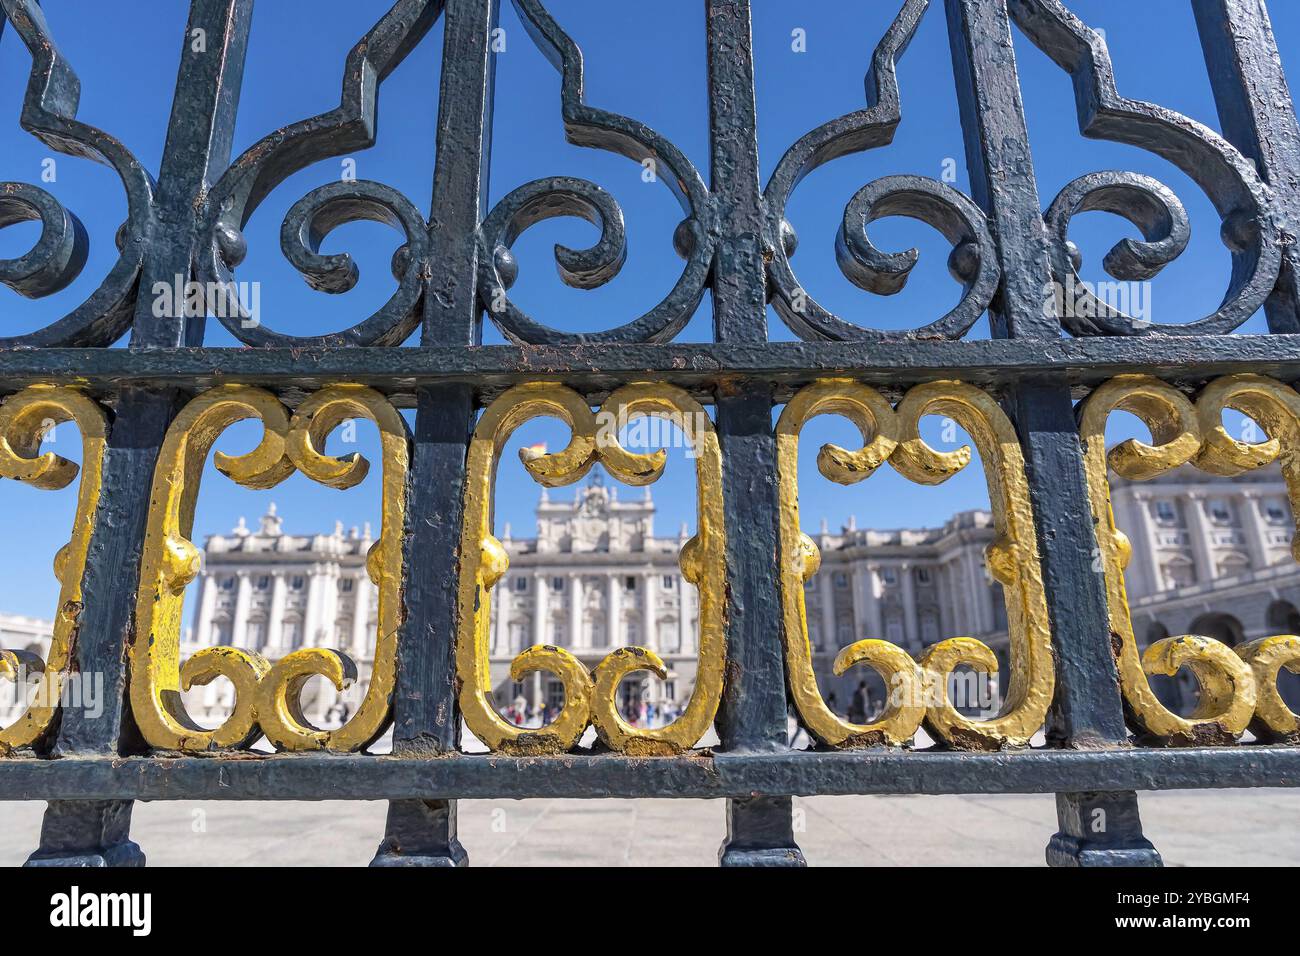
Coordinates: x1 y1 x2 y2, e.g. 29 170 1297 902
0 0 1298 868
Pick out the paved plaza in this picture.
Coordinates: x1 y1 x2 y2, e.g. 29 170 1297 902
0 789 1294 866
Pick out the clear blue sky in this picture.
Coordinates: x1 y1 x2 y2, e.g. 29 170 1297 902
0 1 1293 619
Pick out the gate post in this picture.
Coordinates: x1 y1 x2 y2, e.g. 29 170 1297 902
706 0 806 867
25 0 253 867
945 0 1160 866
370 0 498 868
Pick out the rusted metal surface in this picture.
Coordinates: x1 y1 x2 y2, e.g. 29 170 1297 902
0 0 1298 867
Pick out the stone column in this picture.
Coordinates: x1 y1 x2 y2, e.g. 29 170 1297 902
862 565 885 638
900 563 919 650
568 574 582 650
1183 492 1217 584
817 564 835 650
642 571 657 651
231 571 252 646
608 572 622 649
1237 490 1272 571
491 574 512 658
532 572 548 647
1125 491 1164 598
848 565 865 643
195 573 218 646
266 573 286 650
351 573 372 657
320 565 340 648
966 548 994 634
679 583 691 654
303 566 325 648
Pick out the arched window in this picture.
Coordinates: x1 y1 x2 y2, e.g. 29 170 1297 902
1267 600 1300 633
1215 552 1250 579
1189 612 1245 647
1160 556 1196 590
658 619 679 653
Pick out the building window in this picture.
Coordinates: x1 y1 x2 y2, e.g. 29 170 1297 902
513 577 528 593
662 575 675 589
219 577 236 592
916 567 932 585
1266 500 1288 524
340 578 354 593
880 567 897 585
885 615 905 643
624 576 637 591
1154 500 1177 525
1209 499 1232 525
246 621 264 648
658 620 679 653
256 576 271 591
545 679 565 713
551 576 564 592
836 620 853 647
626 620 640 644
920 613 939 645
664 681 676 701
832 572 848 589
290 576 305 592
283 620 301 648
1160 560 1195 590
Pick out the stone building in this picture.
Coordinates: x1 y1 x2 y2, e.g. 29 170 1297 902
2 466 1297 730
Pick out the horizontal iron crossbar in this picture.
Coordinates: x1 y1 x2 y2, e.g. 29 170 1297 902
0 747 1295 801
3 335 1300 399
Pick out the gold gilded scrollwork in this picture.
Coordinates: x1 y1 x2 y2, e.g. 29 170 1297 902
1193 374 1300 742
1076 373 1300 744
0 386 107 752
457 382 725 755
257 385 408 751
776 381 924 747
776 379 1054 751
130 384 406 752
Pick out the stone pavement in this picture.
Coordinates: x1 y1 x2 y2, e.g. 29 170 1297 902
0 789 1294 865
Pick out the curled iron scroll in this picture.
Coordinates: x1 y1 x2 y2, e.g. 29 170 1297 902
1079 374 1300 744
762 0 1000 342
0 386 106 752
476 0 714 344
776 379 1055 751
457 382 725 754
197 0 440 347
130 385 407 752
0 0 156 347
1078 376 1257 744
1011 0 1281 336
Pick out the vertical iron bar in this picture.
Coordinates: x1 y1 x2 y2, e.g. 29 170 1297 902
132 0 254 349
372 0 497 868
706 0 805 867
1193 0 1300 334
27 0 251 868
945 0 1160 866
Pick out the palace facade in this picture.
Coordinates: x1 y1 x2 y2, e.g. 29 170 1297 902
2 466 1298 728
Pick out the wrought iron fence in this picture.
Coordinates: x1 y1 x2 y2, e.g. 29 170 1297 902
0 0 1298 867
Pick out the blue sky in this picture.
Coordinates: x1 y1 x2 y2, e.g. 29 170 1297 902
0 0 1295 620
